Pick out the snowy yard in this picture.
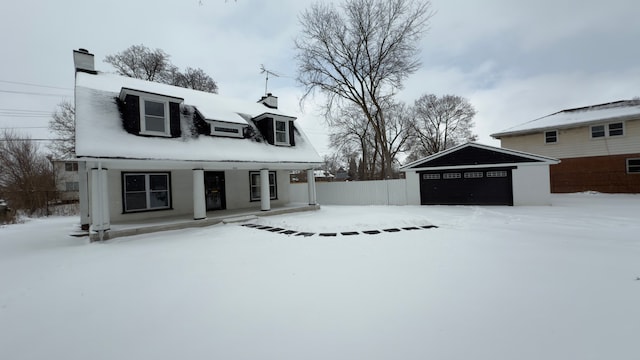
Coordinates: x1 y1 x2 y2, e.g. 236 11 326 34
1 193 639 360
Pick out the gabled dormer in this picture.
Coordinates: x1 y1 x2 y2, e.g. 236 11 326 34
118 88 183 138
253 113 296 146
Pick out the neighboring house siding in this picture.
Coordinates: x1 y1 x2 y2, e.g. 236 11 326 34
549 153 640 193
499 118 640 159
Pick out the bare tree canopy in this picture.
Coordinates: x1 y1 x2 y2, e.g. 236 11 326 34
104 44 218 93
0 130 57 214
48 101 75 159
296 0 433 178
172 67 219 93
409 93 477 160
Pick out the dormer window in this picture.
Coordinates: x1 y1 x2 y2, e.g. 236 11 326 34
141 98 170 136
275 119 289 145
208 120 245 138
252 113 296 146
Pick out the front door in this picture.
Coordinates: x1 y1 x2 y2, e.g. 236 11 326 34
204 171 226 211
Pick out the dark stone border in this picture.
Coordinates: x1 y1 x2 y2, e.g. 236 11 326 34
240 223 438 237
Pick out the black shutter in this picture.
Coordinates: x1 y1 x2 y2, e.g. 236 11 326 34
289 121 295 146
256 117 274 144
120 94 141 134
169 102 181 138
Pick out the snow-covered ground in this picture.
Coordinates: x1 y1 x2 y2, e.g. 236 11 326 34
1 193 639 360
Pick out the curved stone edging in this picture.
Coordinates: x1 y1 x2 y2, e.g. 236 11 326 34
240 223 438 237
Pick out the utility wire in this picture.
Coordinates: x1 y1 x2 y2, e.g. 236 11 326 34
0 79 72 91
0 89 71 97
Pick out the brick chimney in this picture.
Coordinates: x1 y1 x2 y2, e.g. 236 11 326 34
73 48 96 74
258 93 278 109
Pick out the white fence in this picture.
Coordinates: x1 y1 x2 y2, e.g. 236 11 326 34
290 179 410 206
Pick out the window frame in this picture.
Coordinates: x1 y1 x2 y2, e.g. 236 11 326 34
591 122 624 139
443 173 462 179
122 172 172 213
627 158 640 174
209 121 245 138
249 171 277 201
544 130 558 144
274 119 290 146
139 96 171 137
64 162 78 172
65 181 79 192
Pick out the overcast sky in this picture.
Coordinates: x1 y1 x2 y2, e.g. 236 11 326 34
1 0 638 157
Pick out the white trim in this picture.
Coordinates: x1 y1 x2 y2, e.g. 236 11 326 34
209 121 245 138
544 129 558 144
590 121 625 139
274 119 290 146
123 172 171 212
627 158 640 174
250 171 277 201
401 142 560 170
139 96 171 137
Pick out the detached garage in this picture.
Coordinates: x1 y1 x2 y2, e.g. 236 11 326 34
401 143 559 206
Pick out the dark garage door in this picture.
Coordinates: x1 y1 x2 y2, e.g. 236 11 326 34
419 168 514 205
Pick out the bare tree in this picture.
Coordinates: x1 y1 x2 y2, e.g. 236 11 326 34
172 67 219 93
0 130 57 215
48 101 75 159
295 0 433 179
104 44 218 93
409 94 477 160
104 44 174 82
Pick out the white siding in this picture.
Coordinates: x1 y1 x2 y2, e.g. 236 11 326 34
512 165 552 205
501 119 640 159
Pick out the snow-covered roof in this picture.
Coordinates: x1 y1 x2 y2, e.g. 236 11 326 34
491 100 640 138
74 72 322 167
400 142 559 171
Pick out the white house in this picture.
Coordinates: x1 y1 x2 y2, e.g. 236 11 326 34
73 49 322 240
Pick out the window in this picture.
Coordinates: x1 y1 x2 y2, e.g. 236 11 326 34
249 171 277 201
627 158 640 174
443 173 461 179
591 122 624 138
65 181 79 191
464 172 483 178
140 99 169 135
545 130 557 144
210 121 244 138
123 173 171 212
274 120 289 145
609 122 624 136
487 171 508 178
65 162 78 172
422 173 440 180
591 125 605 138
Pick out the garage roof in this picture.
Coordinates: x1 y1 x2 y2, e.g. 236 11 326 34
401 142 559 171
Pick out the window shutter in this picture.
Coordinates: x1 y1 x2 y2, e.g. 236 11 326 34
289 121 295 146
255 117 274 144
169 102 182 138
121 94 141 134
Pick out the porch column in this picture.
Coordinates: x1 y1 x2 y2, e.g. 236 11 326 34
90 167 110 233
260 168 270 211
193 168 206 220
307 169 317 205
78 161 90 229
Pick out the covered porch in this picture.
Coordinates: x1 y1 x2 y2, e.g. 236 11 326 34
89 203 319 241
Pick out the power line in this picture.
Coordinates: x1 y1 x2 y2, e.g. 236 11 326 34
0 79 72 91
0 89 71 97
